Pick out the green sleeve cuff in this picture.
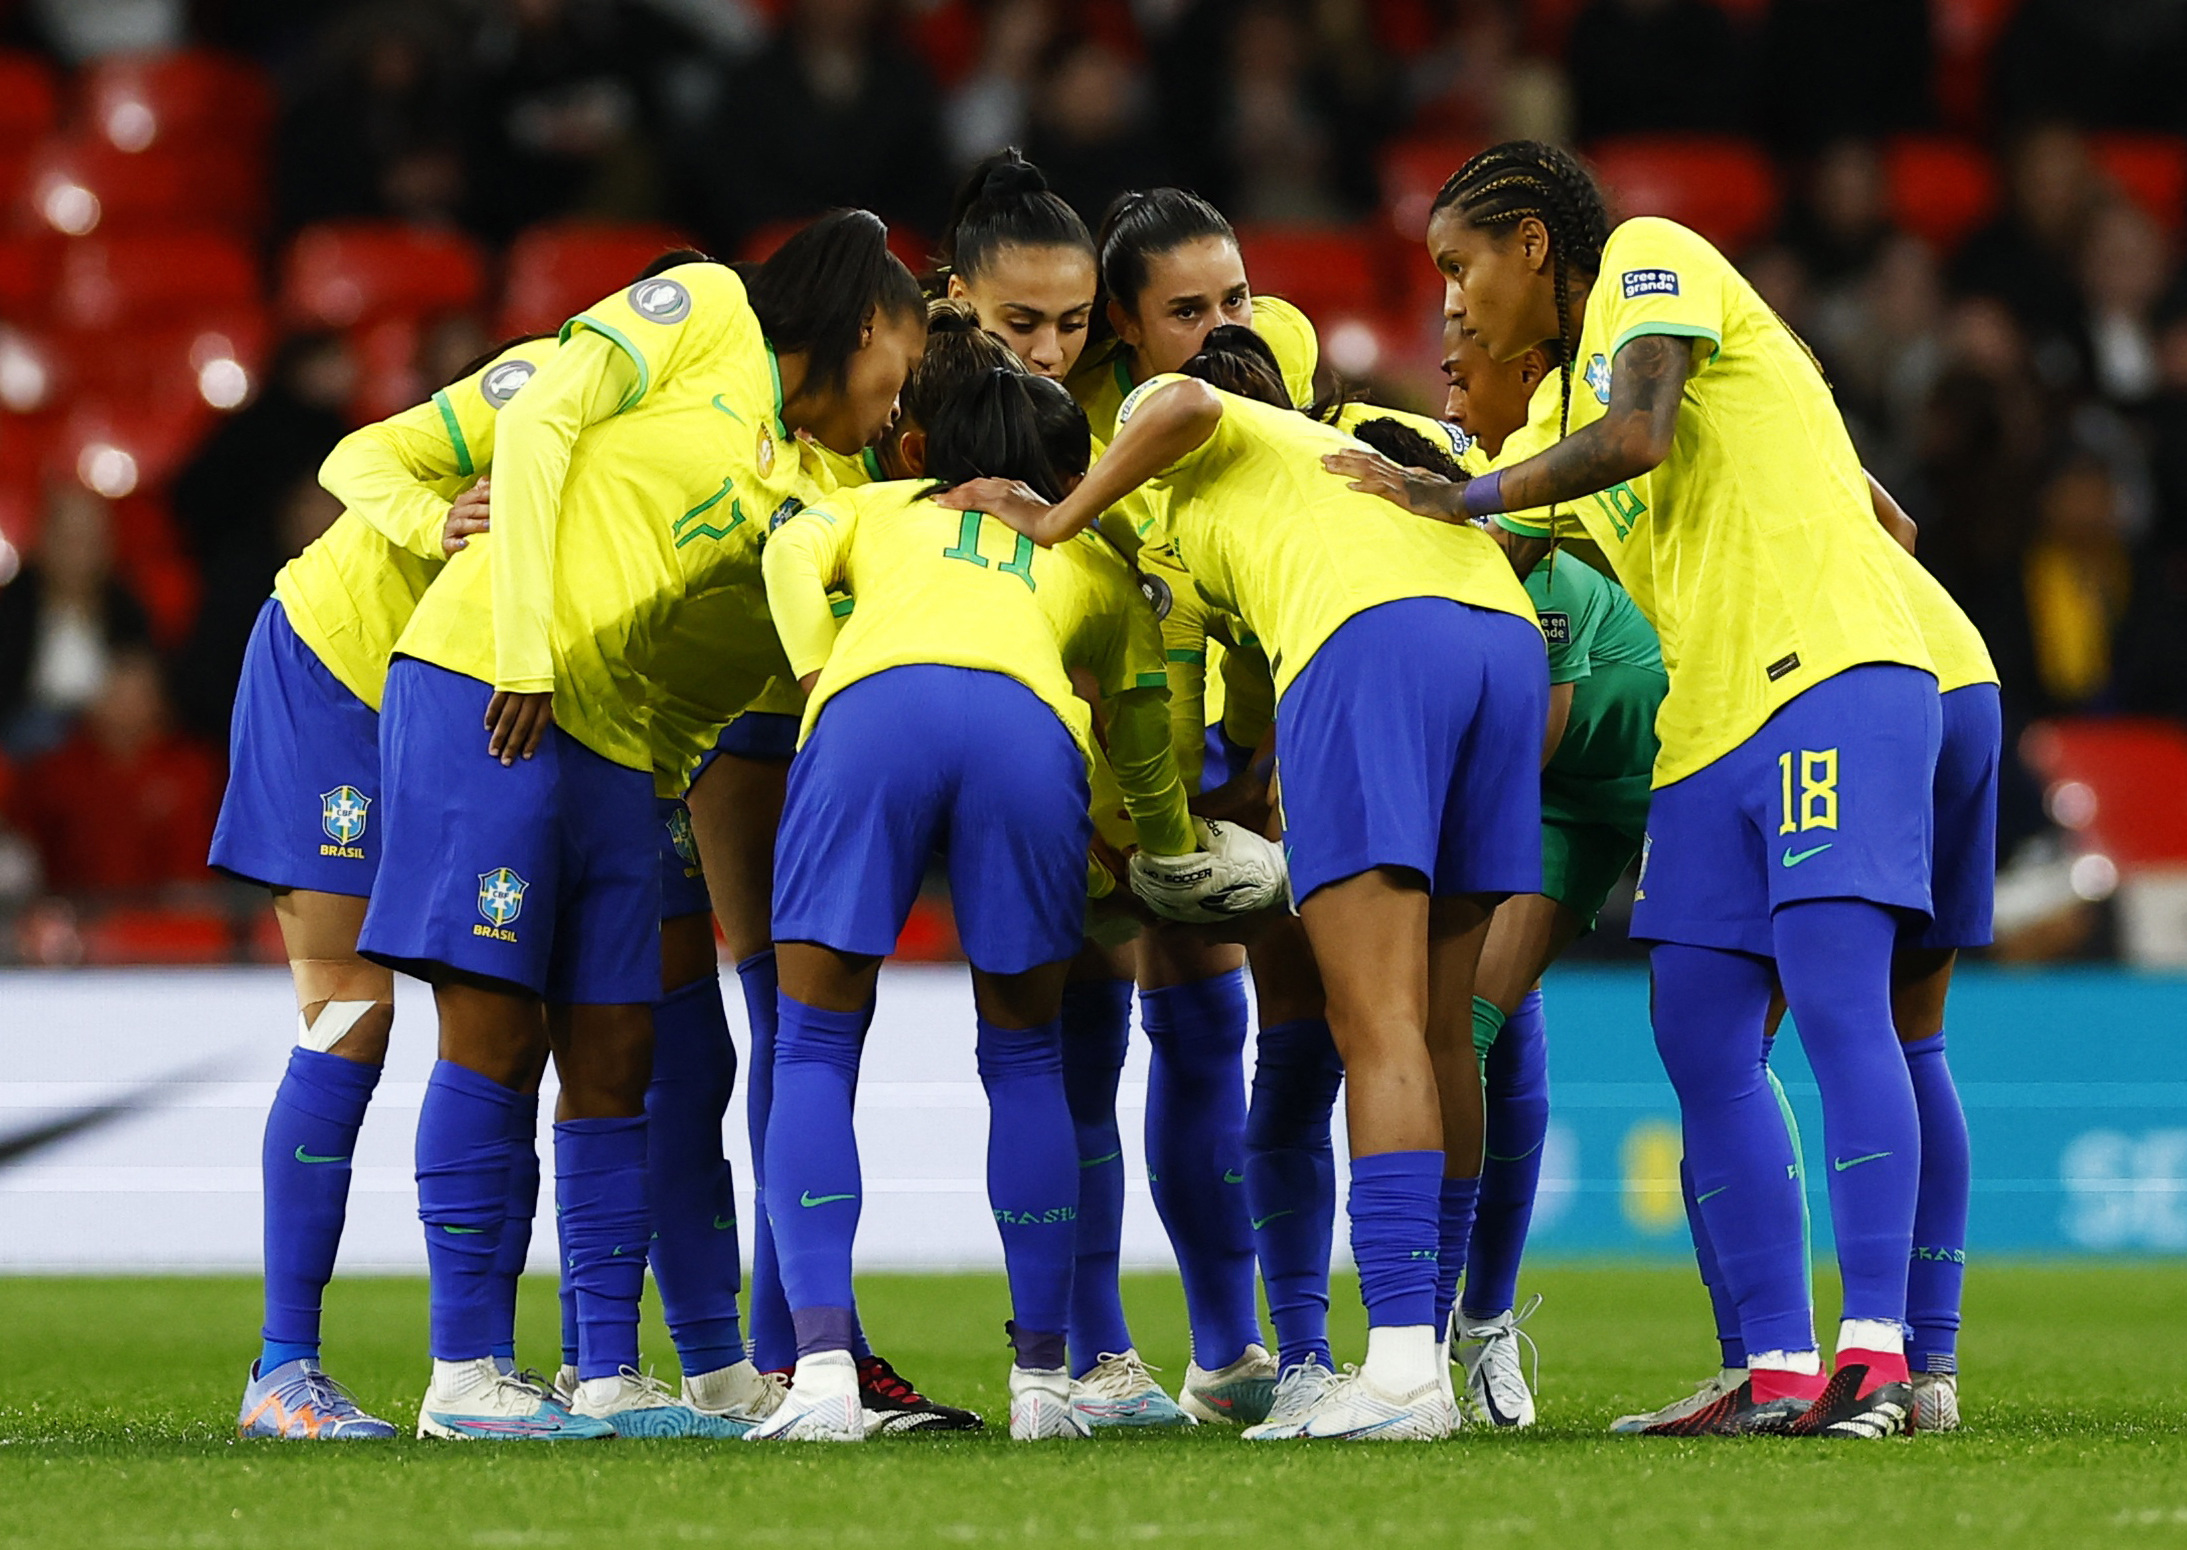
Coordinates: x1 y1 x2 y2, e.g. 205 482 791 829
1609 321 1722 364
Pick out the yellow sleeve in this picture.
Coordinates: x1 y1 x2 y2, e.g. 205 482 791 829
488 331 635 694
760 501 857 681
1251 295 1321 408
1597 218 1729 365
1216 635 1274 749
1156 581 1209 790
1104 686 1195 856
560 263 743 413
318 402 470 562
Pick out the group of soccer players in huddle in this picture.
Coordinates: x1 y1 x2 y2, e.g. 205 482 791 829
215 136 1992 1446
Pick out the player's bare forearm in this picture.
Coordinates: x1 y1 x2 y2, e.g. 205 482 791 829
1493 334 1692 511
1868 471 1918 554
1321 446 1471 522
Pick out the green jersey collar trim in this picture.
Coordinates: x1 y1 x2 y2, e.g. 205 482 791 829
431 390 473 477
1609 321 1722 366
1112 351 1135 404
565 313 650 413
766 341 788 438
861 446 883 481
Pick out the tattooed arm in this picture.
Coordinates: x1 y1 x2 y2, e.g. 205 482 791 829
1490 333 1694 513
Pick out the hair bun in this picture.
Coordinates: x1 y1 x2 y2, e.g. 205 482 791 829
980 154 1050 202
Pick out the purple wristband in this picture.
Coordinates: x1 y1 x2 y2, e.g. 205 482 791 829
1462 468 1506 518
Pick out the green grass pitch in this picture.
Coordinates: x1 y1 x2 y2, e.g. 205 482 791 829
1 1266 2182 1548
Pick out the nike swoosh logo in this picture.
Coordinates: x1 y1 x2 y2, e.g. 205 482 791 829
1251 1210 1296 1230
1078 1151 1122 1169
1781 843 1833 867
1834 1151 1892 1172
711 394 745 423
800 1191 856 1208
1484 1140 1544 1163
1695 1186 1728 1204
713 1216 736 1230
440 1226 485 1235
294 1147 348 1164
1222 1170 1246 1185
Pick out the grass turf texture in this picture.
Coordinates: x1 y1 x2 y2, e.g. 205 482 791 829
1 1268 2182 1547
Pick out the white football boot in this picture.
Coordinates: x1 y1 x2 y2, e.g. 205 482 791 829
1609 1367 1748 1434
1454 1294 1541 1428
1245 1356 1341 1437
1070 1350 1194 1428
1179 1342 1279 1425
570 1367 748 1438
552 1364 579 1406
681 1360 788 1436
1246 1364 1458 1441
746 1351 865 1443
1910 1370 1960 1432
1009 1365 1090 1440
416 1357 612 1441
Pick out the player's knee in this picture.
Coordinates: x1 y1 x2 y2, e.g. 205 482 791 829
975 1019 1064 1085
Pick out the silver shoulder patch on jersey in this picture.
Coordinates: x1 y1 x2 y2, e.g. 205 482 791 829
1137 571 1173 620
480 358 537 408
629 276 692 324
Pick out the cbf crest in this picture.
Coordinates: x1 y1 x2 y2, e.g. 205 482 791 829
1584 353 1612 404
320 786 369 846
477 867 529 929
667 805 699 870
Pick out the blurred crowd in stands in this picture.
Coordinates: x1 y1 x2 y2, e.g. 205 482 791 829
2 0 2186 963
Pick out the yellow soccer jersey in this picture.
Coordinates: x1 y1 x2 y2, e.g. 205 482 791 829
1494 218 1933 786
278 339 557 711
1138 535 1270 790
1331 401 1475 467
1887 543 1996 694
764 479 1194 855
1117 377 1535 699
395 263 805 776
1070 294 1321 446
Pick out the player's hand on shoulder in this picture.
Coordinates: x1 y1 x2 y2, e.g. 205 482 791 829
933 478 1052 537
1129 818 1288 924
1322 446 1465 518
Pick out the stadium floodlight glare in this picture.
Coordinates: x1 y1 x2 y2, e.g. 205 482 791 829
0 330 50 414
197 357 250 410
2047 779 2099 830
76 442 139 499
36 179 100 237
2069 852 2120 903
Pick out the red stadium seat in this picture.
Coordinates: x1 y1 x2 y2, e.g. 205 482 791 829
499 220 699 336
282 221 489 328
1379 135 1485 243
0 232 61 323
54 231 259 331
1932 0 2022 130
1884 136 1998 253
2020 718 2187 871
0 50 59 147
1589 135 1780 255
21 135 265 236
2089 133 2187 232
1237 226 1386 332
80 49 274 154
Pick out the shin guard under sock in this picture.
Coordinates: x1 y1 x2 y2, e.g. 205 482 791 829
1903 1031 1969 1373
1348 1150 1442 1330
260 1048 381 1370
649 974 745 1376
555 1116 650 1381
1432 1175 1481 1336
488 1091 540 1363
1061 977 1134 1376
1464 988 1548 1321
977 1016 1078 1355
1140 971 1259 1368
737 950 798 1371
416 1060 520 1362
1244 1017 1343 1369
764 994 866 1348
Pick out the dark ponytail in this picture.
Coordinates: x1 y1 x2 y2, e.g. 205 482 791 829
1095 186 1236 317
937 148 1094 287
901 299 1018 431
1022 374 1092 485
924 366 1072 504
741 209 925 395
1180 323 1289 410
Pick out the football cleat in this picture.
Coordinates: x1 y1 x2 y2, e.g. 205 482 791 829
1250 1356 1341 1435
859 1353 985 1433
683 1359 787 1430
1455 1294 1542 1428
746 1366 866 1444
237 1357 399 1440
569 1367 749 1439
1242 1365 1458 1441
1911 1370 1960 1432
1009 1365 1090 1440
1070 1350 1195 1429
416 1357 612 1441
1637 1377 1811 1437
1609 1367 1747 1434
552 1364 579 1406
1179 1341 1279 1425
1786 1361 1912 1439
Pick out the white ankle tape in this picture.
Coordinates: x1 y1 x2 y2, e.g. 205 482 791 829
299 1001 380 1053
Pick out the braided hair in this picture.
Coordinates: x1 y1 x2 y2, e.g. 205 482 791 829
1429 142 1610 543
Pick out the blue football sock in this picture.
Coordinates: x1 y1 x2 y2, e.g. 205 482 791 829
488 1090 540 1363
737 950 797 1371
1060 977 1134 1377
977 1015 1078 1363
1348 1149 1443 1329
1244 1017 1343 1369
1903 1031 1969 1373
1432 1175 1481 1335
1140 971 1259 1368
1463 988 1548 1321
1683 1157 1746 1368
764 992 867 1353
416 1059 520 1363
555 1116 650 1381
649 973 745 1377
1651 944 1814 1357
1773 899 1920 1330
259 1047 381 1372
558 1233 578 1370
